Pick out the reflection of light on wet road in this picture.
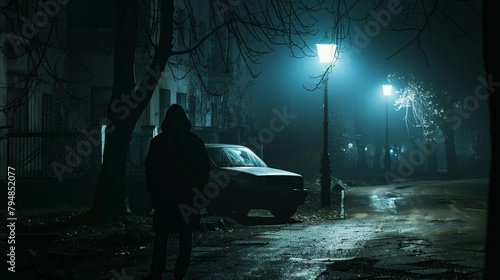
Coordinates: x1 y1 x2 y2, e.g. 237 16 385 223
369 194 406 214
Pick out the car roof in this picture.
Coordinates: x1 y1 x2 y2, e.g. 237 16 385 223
204 143 246 149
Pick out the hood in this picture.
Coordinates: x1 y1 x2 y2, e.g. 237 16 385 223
219 166 302 177
160 104 191 133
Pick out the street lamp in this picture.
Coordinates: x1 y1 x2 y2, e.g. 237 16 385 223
316 32 337 208
382 84 392 172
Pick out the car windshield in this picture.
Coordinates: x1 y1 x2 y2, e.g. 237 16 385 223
207 146 267 167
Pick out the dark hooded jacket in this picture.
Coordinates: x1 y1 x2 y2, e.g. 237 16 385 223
145 104 210 232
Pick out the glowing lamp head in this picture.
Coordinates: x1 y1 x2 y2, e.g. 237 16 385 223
316 31 337 64
382 84 393 96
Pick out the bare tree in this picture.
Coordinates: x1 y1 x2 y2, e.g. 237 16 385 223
1 0 484 222
78 0 339 221
311 0 481 178
185 65 253 129
1 0 343 221
361 0 481 65
389 73 459 178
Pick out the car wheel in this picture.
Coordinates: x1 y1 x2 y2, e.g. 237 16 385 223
271 206 297 220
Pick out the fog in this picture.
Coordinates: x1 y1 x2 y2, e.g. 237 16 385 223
243 4 489 180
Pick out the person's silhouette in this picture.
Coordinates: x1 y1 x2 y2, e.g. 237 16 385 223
143 104 210 280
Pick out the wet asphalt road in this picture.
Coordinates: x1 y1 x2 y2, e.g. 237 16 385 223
131 178 488 280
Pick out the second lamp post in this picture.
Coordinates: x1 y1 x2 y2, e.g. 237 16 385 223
316 32 337 208
382 84 392 172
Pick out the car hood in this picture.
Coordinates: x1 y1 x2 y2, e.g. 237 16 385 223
219 166 302 177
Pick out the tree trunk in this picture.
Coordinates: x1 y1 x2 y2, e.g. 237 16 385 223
82 0 175 223
426 140 438 177
373 144 382 172
441 123 458 179
355 134 369 175
351 96 369 175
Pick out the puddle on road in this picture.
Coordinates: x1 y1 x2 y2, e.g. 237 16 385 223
231 240 269 245
288 257 356 263
400 239 432 252
369 194 407 214
191 246 228 258
193 246 227 252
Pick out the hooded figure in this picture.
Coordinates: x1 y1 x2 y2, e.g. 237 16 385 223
143 104 210 280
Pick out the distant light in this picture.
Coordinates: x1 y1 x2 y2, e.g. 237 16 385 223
390 148 394 154
316 31 337 64
348 143 353 149
101 124 106 164
365 147 368 151
383 84 393 96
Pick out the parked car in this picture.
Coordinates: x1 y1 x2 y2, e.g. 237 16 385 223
204 143 308 219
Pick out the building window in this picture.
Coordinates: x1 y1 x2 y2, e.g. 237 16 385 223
42 93 54 133
5 72 29 132
188 94 196 126
176 92 187 109
139 101 151 127
159 88 171 121
89 87 111 124
211 103 219 128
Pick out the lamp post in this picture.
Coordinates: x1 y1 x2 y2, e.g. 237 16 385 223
316 32 337 208
382 84 392 172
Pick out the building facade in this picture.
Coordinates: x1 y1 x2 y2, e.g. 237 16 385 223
0 0 251 183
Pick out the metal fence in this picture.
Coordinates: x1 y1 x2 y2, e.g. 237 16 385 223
0 133 6 181
128 128 154 172
3 132 95 180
